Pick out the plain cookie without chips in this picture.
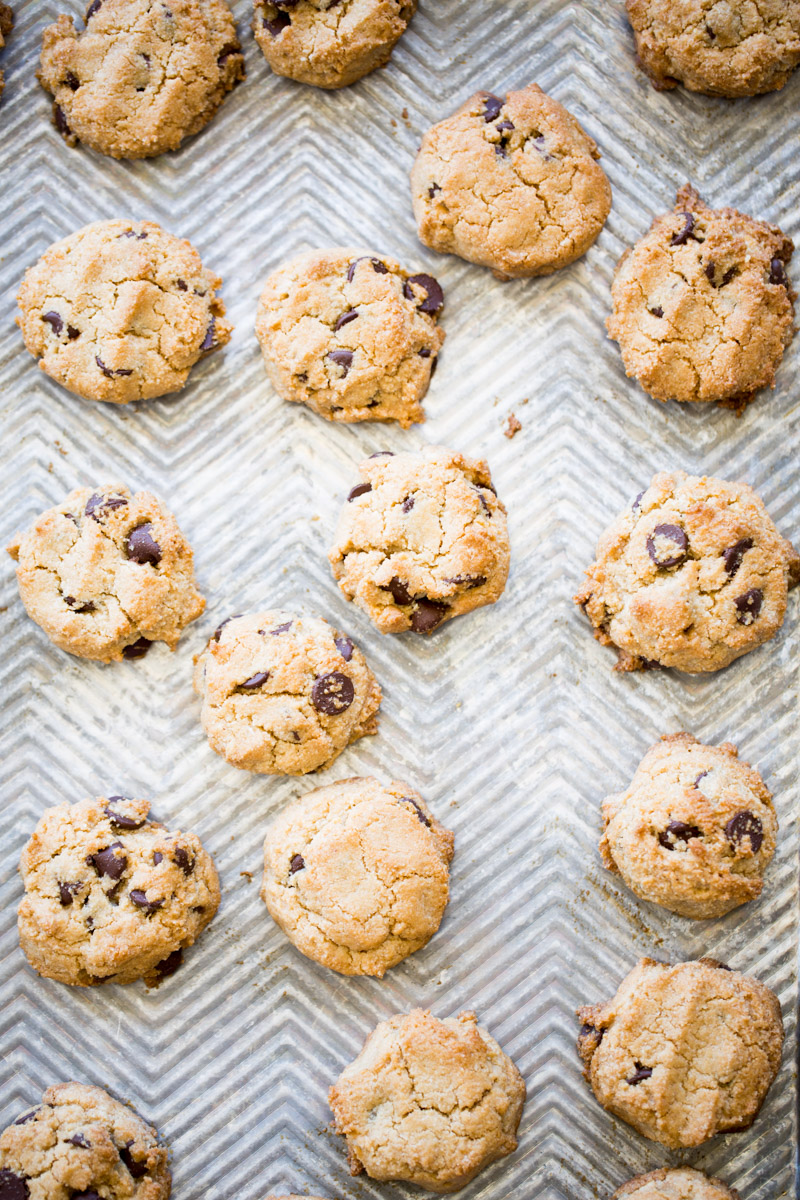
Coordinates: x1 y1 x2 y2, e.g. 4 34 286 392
613 1168 740 1200
600 732 777 919
194 611 381 775
17 218 231 404
329 1008 526 1192
255 247 445 427
39 0 244 159
329 446 510 635
575 469 800 673
261 776 454 976
253 0 415 89
577 957 783 1148
7 482 205 663
410 83 611 279
607 184 795 412
626 0 800 96
0 1082 170 1200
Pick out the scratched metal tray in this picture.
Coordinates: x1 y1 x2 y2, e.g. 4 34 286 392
0 1 797 1197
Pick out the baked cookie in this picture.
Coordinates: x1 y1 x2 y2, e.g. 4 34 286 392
39 0 244 160
614 1168 740 1200
575 469 800 673
17 219 231 403
607 185 795 412
329 446 510 635
255 247 445 428
0 1081 170 1199
577 957 783 1148
0 4 13 100
18 794 220 987
600 733 777 919
252 0 415 89
410 83 611 279
626 0 800 96
193 611 381 775
329 1008 525 1192
7 482 205 662
261 776 454 976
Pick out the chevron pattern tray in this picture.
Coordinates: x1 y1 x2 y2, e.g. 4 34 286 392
0 1 798 1198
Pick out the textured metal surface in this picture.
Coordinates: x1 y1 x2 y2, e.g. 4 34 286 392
0 2 798 1198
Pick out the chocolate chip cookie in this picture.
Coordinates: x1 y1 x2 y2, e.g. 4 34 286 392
0 1082 170 1198
607 185 795 412
18 794 220 987
0 4 13 100
7 482 205 662
626 0 800 96
575 469 800 673
17 219 231 403
261 776 454 976
601 733 777 919
329 446 510 635
577 957 783 1148
193 611 381 774
255 247 445 427
410 83 612 279
253 0 415 89
329 1008 525 1192
39 0 244 159
614 1169 740 1200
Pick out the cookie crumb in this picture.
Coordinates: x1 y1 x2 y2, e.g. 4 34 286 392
504 413 522 438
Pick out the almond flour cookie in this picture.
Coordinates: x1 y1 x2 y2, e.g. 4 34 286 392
0 4 13 101
410 83 611 280
255 247 445 427
18 795 220 987
7 482 205 663
614 1169 740 1200
329 446 510 635
39 0 244 160
0 1082 170 1199
600 733 777 919
329 1009 525 1192
607 185 795 412
253 0 415 89
575 470 800 673
626 0 800 96
17 219 231 404
577 957 783 1149
194 611 381 775
261 776 454 976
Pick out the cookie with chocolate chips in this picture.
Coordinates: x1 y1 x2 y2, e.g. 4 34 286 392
410 83 611 279
255 247 445 427
39 0 244 159
16 219 231 403
193 612 381 774
6 482 205 662
0 4 13 100
607 185 795 412
329 446 510 635
0 1082 170 1198
614 1168 741 1200
577 957 783 1148
600 732 777 918
575 469 800 673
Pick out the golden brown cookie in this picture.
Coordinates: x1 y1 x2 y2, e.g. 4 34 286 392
0 4 13 101
613 1167 740 1200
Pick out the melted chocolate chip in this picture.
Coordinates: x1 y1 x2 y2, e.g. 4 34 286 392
769 257 788 287
153 948 183 979
217 42 241 66
130 889 163 913
670 212 696 246
262 9 290 35
212 614 242 642
59 881 82 906
631 491 645 511
13 1111 38 1126
105 798 145 830
646 523 688 569
53 104 71 135
402 495 415 513
0 1175 29 1200
334 309 358 331
64 70 80 90
348 482 372 501
482 93 505 122
735 588 762 625
419 347 431 358
311 672 354 715
153 852 163 865
122 637 151 659
69 1133 90 1148
268 621 292 635
85 492 128 520
387 576 412 605
89 843 127 880
328 348 353 375
410 598 448 633
240 671 270 689
289 854 305 875
580 1022 603 1045
428 183 441 199
126 523 161 567
722 537 754 577
657 820 701 850
400 797 430 826
95 356 133 378
85 0 102 16
174 847 194 875
72 1192 101 1200
725 811 763 853
119 230 148 240
649 306 663 318
626 1063 653 1085
64 596 96 614
496 118 514 133
444 573 487 590
176 278 188 291
369 450 394 457
335 636 354 661
42 311 64 335
403 273 444 315
120 1145 148 1179
200 319 217 352
694 770 709 787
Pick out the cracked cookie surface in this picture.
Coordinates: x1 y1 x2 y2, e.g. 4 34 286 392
0 1081 170 1199
7 482 205 663
626 0 800 96
193 611 381 775
329 446 510 635
574 469 800 673
607 185 795 411
252 0 415 89
18 795 219 987
255 247 445 427
577 957 783 1148
329 1008 525 1192
614 1168 740 1200
600 732 777 919
17 218 231 403
261 776 454 976
410 83 611 279
39 0 244 160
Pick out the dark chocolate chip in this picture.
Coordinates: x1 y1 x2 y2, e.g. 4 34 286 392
725 811 763 853
410 598 448 633
495 144 508 158
69 1133 90 1148
735 588 762 625
721 266 737 286
268 621 292 635
13 1111 38 1126
119 230 148 240
89 843 127 880
649 306 663 318
53 103 70 135
402 496 415 513
369 450 394 457
42 311 64 335
176 278 188 291
444 574 487 590
346 256 388 282
200 319 217 352
580 1022 603 1045
403 273 444 316
95 356 133 378
59 881 82 906
311 672 355 715
289 854 305 875
479 492 492 517
68 325 80 339
122 637 151 659
72 1193 101 1200
64 596 96 614
626 1062 653 1085
705 22 715 37
240 671 269 689
328 348 353 375
153 852 163 865
670 212 696 246
262 10 290 35
85 492 128 520
334 309 358 331
419 347 432 358
722 537 753 577
216 41 241 66
105 798 145 830
388 576 412 605
646 523 688 569
0 1177 29 1200
694 770 709 787
769 257 788 287
120 1144 148 1179
428 183 441 199
429 355 438 376
130 889 163 913
704 261 715 282
657 820 701 850
126 523 161 567
173 847 194 876
85 0 102 17
496 118 514 132
212 614 242 642
400 796 430 826
631 491 645 511
153 948 183 979
335 636 354 661
65 70 80 90
482 93 505 122
348 482 372 501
